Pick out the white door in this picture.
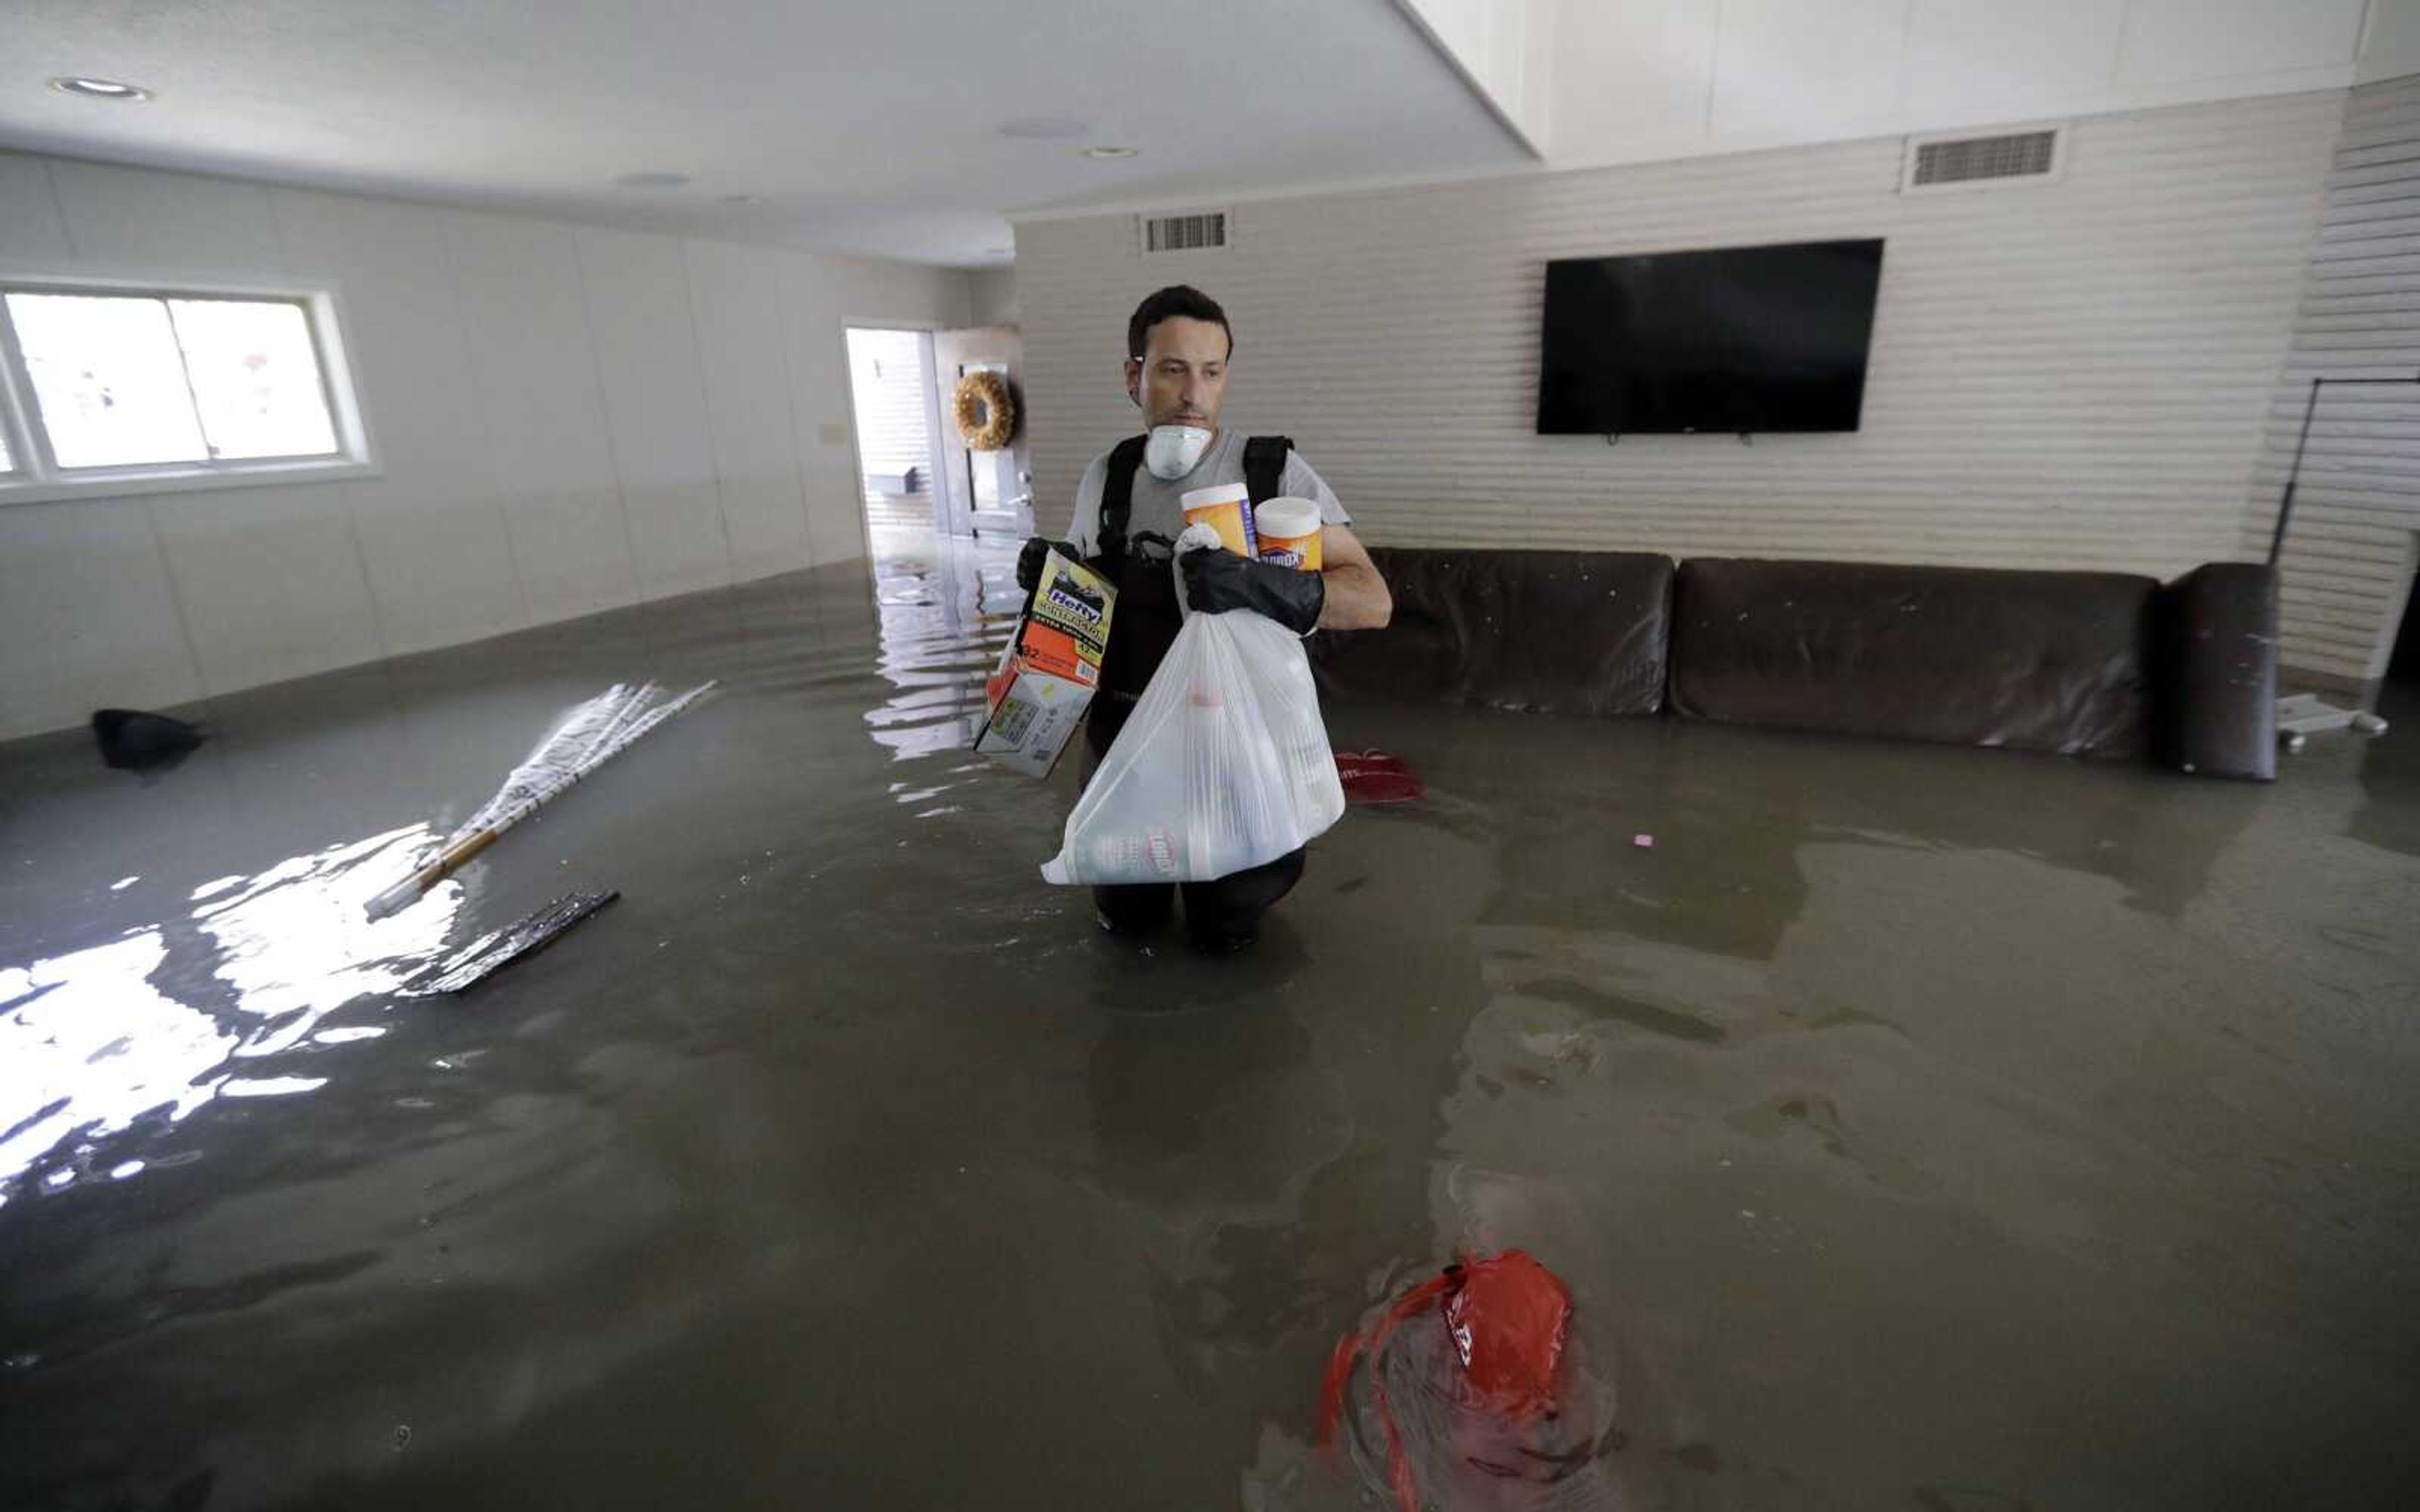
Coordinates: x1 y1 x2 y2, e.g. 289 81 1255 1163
932 324 1031 540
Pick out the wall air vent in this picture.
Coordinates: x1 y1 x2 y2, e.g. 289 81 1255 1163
1139 209 1230 254
1901 127 2063 193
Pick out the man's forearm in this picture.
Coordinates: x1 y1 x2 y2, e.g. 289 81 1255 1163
1316 563 1392 632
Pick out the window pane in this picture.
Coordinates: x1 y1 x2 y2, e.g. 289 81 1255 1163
8 293 210 468
168 299 338 460
0 422 13 472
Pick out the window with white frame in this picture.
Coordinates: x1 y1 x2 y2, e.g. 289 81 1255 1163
0 277 369 498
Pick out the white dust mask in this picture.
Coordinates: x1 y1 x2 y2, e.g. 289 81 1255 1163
1143 424 1213 481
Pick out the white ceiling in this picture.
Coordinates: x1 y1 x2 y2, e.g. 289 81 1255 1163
1542 0 2381 171
0 1 2402 270
0 0 1529 268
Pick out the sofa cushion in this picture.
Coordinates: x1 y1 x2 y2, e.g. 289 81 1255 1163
1668 558 2157 757
1313 547 1673 716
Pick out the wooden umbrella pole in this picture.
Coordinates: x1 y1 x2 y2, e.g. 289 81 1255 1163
365 828 502 921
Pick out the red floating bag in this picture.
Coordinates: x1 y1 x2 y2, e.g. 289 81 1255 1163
1334 748 1425 805
1445 1249 1570 1418
1316 1249 1574 1512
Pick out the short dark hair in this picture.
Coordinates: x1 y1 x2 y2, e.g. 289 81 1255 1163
1127 285 1233 362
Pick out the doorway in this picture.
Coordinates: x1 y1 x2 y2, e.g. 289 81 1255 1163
844 326 948 555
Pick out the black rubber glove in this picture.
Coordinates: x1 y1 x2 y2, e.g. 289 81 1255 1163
1180 549 1326 635
1017 537 1078 593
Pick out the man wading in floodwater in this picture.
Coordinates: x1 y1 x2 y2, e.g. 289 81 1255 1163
1019 285 1392 953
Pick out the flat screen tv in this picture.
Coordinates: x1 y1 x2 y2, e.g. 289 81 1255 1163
1535 238 1885 436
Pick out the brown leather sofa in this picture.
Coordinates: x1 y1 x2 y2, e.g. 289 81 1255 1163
1311 548 2278 781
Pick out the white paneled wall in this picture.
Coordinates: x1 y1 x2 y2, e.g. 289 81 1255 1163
1019 89 2339 606
449 213 643 627
275 190 527 656
2245 73 2420 687
780 257 951 568
573 227 734 602
969 267 1018 327
0 151 969 742
2363 1 2420 85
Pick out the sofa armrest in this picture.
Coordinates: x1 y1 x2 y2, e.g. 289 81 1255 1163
2155 563 2277 781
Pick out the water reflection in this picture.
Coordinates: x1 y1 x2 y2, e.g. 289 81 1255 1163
1330 702 2267 971
1071 920 1370 1419
197 823 458 1036
864 539 1022 762
0 823 459 1201
0 929 229 1202
4 544 2414 1509
6 538 1016 1207
2349 682 2418 856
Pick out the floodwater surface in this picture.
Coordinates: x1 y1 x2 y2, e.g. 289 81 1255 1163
3 541 2417 1510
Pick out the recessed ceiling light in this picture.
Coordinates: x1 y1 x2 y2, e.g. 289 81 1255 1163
1000 117 1087 140
50 76 151 102
718 193 767 205
1081 146 1140 160
613 171 691 189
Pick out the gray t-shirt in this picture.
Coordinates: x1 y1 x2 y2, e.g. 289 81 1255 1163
1065 431 1352 556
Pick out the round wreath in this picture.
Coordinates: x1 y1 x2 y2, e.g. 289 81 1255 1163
952 369 1018 451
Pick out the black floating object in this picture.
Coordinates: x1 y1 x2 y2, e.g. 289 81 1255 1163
403 890 619 997
93 708 206 773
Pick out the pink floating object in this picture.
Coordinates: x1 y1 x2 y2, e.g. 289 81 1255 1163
1632 833 1655 848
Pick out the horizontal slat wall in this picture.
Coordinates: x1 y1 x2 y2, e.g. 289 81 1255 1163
1020 91 2341 598
2243 74 2420 685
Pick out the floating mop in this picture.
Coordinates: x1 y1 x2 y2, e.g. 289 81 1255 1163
365 682 713 920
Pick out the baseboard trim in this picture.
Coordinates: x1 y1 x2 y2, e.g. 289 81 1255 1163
2279 664 2376 704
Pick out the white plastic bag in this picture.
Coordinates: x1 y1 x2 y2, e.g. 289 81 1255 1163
1041 532 1344 886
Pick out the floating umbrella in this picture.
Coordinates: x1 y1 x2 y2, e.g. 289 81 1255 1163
366 682 712 920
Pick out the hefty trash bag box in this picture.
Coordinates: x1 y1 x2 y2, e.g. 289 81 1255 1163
978 551 1117 777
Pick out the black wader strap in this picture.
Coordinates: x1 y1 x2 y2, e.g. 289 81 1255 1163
1095 434 1151 566
1243 435 1293 507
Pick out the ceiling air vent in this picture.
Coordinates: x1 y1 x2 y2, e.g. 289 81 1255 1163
1901 127 2063 193
1139 208 1230 254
